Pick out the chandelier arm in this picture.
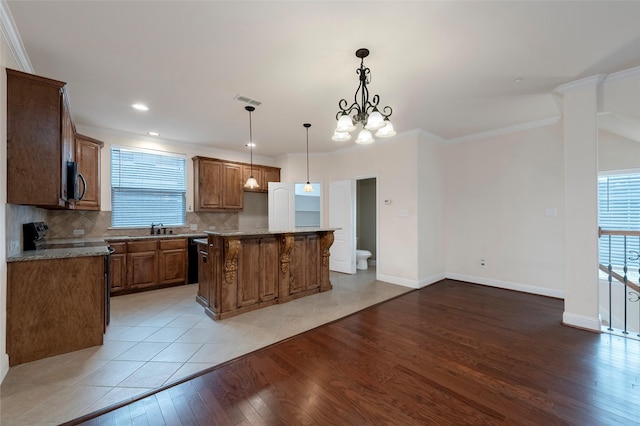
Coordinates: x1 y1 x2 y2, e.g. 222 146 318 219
335 99 362 120
380 105 393 119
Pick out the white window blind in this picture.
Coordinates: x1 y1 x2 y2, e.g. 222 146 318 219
598 173 640 278
111 147 186 228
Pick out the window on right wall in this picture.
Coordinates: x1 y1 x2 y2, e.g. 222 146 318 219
111 146 186 228
598 172 640 281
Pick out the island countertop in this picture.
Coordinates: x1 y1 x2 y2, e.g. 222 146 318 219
204 227 338 237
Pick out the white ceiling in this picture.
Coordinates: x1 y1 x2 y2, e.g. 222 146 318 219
6 1 640 157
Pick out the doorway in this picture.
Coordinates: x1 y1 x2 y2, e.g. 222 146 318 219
356 177 377 273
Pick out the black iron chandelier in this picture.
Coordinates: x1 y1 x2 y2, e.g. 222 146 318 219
332 48 396 144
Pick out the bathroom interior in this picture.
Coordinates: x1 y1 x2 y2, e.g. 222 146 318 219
356 177 376 272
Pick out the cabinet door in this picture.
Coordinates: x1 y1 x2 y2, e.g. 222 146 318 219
73 135 102 210
223 162 244 209
127 251 158 289
195 159 223 210
289 234 320 294
259 237 279 301
159 248 187 285
263 167 281 191
242 165 263 192
110 253 127 293
237 238 260 307
6 69 67 207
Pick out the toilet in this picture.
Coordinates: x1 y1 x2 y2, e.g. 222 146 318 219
356 250 372 270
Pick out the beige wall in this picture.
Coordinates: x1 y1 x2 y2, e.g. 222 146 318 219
444 123 566 297
599 130 640 172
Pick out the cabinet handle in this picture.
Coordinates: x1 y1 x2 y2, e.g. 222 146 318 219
78 172 87 201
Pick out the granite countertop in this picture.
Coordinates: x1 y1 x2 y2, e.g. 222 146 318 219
7 233 208 263
105 233 207 242
7 243 109 262
205 227 337 237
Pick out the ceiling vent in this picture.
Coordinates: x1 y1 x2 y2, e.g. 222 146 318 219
234 94 262 107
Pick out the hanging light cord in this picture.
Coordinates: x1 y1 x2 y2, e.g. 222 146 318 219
249 108 253 175
306 126 310 183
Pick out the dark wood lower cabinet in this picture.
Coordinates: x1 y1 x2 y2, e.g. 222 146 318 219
7 255 105 366
201 230 334 320
109 237 188 295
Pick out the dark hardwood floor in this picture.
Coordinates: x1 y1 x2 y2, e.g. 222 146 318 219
66 280 640 425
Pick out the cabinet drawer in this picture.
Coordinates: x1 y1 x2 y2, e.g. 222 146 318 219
108 241 127 254
159 238 187 250
127 240 158 253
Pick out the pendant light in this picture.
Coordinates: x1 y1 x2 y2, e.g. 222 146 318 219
303 123 313 193
244 105 259 189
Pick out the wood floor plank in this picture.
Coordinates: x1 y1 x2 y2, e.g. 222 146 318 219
70 280 640 425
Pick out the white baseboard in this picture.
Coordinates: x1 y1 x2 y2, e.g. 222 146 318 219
446 273 565 299
562 312 602 332
377 272 447 289
0 353 9 384
377 273 420 288
418 273 447 288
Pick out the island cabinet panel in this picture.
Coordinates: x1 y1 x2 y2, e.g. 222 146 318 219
259 237 279 301
7 256 105 366
202 230 333 321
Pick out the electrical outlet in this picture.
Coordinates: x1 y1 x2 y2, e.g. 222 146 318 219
481 259 486 266
73 229 85 236
209 226 216 230
190 224 197 231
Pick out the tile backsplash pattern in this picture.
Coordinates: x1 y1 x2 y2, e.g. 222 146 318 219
46 210 239 239
6 204 48 256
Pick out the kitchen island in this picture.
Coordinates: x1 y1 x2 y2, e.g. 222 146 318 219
198 228 335 320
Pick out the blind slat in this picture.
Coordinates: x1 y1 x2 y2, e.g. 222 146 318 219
111 147 186 228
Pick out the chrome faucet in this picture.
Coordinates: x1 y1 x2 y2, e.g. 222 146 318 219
150 223 158 235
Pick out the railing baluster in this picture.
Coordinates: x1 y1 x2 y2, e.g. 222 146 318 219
623 236 629 334
608 235 613 331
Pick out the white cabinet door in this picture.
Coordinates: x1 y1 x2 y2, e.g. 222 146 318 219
268 182 295 230
329 179 356 274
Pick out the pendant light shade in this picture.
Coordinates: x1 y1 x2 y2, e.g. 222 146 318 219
244 106 259 189
303 123 313 192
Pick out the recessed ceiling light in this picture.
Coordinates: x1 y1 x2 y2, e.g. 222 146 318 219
131 103 149 111
245 143 256 148
148 131 160 136
512 77 523 84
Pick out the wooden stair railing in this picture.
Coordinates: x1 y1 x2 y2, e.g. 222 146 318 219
598 263 640 294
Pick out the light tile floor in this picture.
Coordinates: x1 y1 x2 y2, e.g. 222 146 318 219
0 268 410 425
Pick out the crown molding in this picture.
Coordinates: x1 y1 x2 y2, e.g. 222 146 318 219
554 74 606 94
602 65 640 84
446 116 561 144
0 1 33 72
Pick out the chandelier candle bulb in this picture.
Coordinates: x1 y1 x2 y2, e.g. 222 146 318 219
332 48 395 144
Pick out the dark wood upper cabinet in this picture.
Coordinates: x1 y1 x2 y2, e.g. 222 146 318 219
193 156 280 212
7 68 74 208
72 133 103 211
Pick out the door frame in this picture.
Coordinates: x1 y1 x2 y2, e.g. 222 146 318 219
354 173 379 280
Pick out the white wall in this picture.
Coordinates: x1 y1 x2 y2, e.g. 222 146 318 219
444 123 566 297
598 130 640 172
280 131 444 287
0 20 19 382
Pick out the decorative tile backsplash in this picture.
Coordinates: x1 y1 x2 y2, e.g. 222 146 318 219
6 204 239 255
46 210 239 239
